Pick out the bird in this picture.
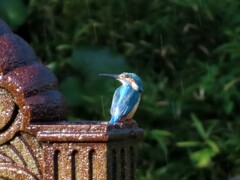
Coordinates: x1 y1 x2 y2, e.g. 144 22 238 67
99 72 143 124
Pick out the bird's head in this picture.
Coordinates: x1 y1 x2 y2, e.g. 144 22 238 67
99 72 143 92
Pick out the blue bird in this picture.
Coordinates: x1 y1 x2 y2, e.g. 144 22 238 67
99 72 143 124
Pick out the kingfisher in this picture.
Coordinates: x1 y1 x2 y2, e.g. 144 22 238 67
99 72 143 124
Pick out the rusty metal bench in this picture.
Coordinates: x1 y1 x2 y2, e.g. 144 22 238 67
0 19 143 180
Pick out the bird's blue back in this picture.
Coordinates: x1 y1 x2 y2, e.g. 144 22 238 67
110 85 141 124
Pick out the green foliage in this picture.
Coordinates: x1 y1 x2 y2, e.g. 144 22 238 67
1 0 240 179
0 0 27 29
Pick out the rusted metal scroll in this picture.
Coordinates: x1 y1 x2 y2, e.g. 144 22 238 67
0 19 143 180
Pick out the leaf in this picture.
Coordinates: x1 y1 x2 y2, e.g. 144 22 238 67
191 114 207 140
150 129 173 137
149 129 173 156
206 140 220 153
190 148 217 168
224 100 234 114
176 141 202 147
0 0 27 29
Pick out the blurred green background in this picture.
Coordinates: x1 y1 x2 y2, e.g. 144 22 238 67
1 0 240 179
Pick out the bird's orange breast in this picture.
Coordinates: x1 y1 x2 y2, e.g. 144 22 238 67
126 96 141 119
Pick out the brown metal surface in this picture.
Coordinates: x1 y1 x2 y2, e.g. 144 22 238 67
0 19 143 180
38 121 142 180
0 19 65 130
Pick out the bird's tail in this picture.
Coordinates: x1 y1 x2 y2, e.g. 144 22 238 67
109 116 119 125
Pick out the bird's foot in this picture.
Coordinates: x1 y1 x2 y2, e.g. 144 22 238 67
119 119 135 127
118 119 125 123
109 119 135 127
126 118 135 124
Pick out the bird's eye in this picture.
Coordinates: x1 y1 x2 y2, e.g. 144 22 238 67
125 74 129 78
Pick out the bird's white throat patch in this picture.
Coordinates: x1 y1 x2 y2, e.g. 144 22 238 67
119 79 128 85
131 81 138 90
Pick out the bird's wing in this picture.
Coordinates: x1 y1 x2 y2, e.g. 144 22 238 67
110 86 140 118
110 87 121 115
120 90 140 116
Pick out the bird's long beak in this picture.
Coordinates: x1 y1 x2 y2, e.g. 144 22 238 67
99 74 120 79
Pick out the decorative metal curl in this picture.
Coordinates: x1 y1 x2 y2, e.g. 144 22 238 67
0 19 65 144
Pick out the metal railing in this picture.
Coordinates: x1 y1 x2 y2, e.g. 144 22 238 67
0 19 143 180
